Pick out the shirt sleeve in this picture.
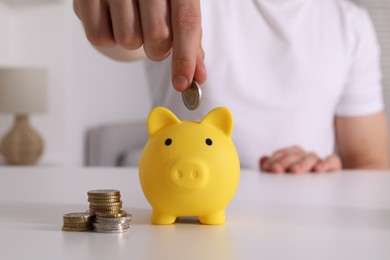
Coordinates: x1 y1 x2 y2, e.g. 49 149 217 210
335 7 384 117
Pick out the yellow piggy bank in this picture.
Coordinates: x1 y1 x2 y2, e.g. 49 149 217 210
139 106 240 225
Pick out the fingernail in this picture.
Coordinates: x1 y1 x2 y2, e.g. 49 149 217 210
174 76 189 91
290 164 301 173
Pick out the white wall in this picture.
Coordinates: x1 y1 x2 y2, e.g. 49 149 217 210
0 0 151 166
65 0 151 166
0 3 10 64
0 3 12 139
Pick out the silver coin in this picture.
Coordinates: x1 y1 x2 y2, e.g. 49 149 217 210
95 215 132 224
94 228 129 232
94 228 130 233
94 221 131 226
93 227 130 232
93 222 130 229
182 80 202 110
94 226 130 232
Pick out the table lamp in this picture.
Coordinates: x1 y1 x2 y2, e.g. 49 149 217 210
0 68 47 165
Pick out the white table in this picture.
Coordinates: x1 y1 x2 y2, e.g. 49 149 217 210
0 167 389 260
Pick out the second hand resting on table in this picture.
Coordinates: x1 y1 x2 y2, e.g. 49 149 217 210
73 0 390 173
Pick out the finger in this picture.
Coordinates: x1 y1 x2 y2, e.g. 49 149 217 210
276 146 303 155
109 0 143 49
259 156 270 171
73 0 81 19
289 153 320 173
76 0 115 47
270 152 306 173
171 0 202 91
261 160 283 174
314 154 342 172
263 146 304 169
139 0 172 60
193 47 207 84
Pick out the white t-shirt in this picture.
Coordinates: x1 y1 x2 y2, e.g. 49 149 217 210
144 0 384 169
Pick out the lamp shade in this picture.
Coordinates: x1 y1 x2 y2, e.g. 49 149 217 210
0 68 47 114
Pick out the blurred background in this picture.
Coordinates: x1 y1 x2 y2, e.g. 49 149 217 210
0 0 388 167
0 0 151 166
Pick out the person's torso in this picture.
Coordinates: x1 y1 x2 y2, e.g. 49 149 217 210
145 0 363 169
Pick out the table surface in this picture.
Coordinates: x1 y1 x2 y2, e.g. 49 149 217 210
0 167 389 260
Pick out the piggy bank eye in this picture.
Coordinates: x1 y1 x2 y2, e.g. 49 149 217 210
205 138 213 146
165 138 172 146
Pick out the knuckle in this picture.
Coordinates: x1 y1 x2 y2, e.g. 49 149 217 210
291 145 303 152
145 27 172 61
279 157 294 167
307 152 319 159
116 28 143 49
282 153 294 161
147 26 171 45
273 148 287 156
86 30 114 47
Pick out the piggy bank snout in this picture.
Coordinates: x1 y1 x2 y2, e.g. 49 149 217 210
169 159 209 190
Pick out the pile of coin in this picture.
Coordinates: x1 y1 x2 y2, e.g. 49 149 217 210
62 189 132 233
62 212 94 232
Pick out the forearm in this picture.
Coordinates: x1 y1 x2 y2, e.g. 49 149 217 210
95 45 146 62
336 112 390 170
340 153 389 169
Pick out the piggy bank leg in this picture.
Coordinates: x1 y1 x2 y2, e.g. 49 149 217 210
151 209 176 225
199 210 225 225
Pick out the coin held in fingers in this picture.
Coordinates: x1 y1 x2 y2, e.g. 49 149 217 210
182 81 202 110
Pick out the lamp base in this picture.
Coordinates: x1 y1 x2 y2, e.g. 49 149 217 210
1 115 44 165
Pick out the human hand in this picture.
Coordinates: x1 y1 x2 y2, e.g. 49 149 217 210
73 0 206 91
259 146 342 173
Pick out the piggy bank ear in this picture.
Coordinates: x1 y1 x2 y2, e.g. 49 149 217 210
147 107 180 136
201 107 233 137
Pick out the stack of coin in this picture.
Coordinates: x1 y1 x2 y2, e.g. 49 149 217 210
62 212 94 232
93 211 132 233
62 189 132 233
88 189 122 215
88 189 132 233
